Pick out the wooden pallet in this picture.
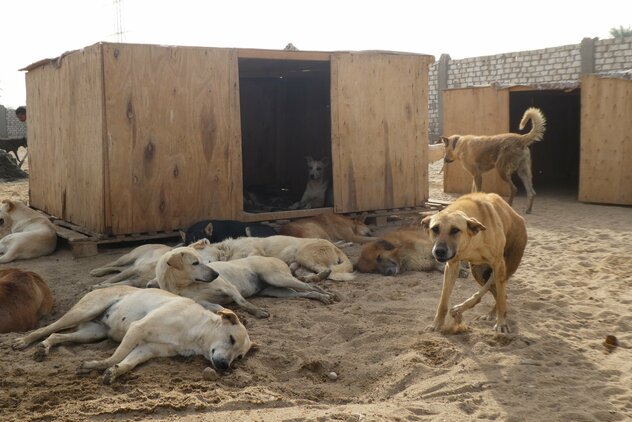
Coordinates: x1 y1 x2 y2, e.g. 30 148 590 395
52 219 181 258
50 200 449 258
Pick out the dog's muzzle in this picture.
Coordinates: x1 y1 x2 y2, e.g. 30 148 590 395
432 243 454 263
212 356 230 372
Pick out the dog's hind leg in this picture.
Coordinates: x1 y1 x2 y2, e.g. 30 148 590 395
92 268 141 288
13 290 123 350
90 265 125 277
259 286 335 304
470 264 498 321
36 321 108 361
261 272 331 295
89 251 144 276
498 169 518 206
516 154 536 214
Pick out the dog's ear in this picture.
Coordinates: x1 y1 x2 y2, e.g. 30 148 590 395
450 136 460 149
166 252 185 270
249 341 261 351
305 156 313 163
217 309 240 325
376 239 396 251
465 216 486 235
321 157 330 167
204 223 214 238
420 215 433 230
1 199 14 212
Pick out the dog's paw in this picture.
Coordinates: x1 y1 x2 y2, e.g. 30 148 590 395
33 343 50 361
318 293 336 305
449 307 464 324
76 361 93 375
12 337 30 350
254 309 270 319
426 320 444 332
494 322 511 334
102 366 117 385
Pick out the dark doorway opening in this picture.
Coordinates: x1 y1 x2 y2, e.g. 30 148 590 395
509 90 581 194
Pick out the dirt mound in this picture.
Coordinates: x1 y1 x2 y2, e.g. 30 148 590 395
0 150 27 181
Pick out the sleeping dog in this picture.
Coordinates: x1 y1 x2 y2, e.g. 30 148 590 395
151 242 335 318
13 285 253 384
181 219 277 245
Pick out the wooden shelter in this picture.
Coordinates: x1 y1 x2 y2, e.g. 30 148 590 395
23 43 434 237
441 75 632 206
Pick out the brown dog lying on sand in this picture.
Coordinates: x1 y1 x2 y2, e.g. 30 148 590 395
441 107 546 214
0 268 53 333
355 227 468 277
279 211 377 245
421 192 527 333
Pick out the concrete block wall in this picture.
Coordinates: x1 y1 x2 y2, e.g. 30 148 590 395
595 37 632 71
428 36 632 141
0 106 27 138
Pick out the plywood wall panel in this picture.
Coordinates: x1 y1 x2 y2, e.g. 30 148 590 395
102 44 242 234
579 75 632 205
331 53 433 212
26 44 106 232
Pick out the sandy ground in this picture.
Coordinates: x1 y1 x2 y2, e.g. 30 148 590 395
1 162 631 421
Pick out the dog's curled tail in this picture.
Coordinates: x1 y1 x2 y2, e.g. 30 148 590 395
518 107 546 145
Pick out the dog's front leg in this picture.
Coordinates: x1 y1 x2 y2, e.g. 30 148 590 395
428 262 460 332
102 343 172 384
449 276 494 324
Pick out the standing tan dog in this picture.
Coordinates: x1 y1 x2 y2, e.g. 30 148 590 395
421 192 527 333
0 269 53 333
13 286 252 384
441 107 546 214
0 200 57 263
280 211 377 245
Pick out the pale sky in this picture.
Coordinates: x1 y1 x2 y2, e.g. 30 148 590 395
1 0 630 108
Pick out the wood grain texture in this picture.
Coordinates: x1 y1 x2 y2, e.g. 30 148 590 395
102 44 242 234
331 52 433 213
26 43 106 232
579 75 632 205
